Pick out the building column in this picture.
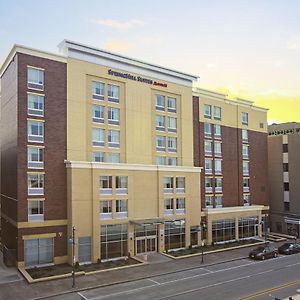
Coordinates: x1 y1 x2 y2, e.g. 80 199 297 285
128 223 135 256
185 221 191 248
258 213 262 237
158 224 165 252
235 217 239 241
207 220 213 245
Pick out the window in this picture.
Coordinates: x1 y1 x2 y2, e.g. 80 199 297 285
167 97 176 113
108 107 120 125
164 220 185 250
284 202 290 212
243 161 249 175
205 159 213 174
156 115 165 131
204 140 212 155
164 177 173 193
214 141 222 156
28 147 44 168
100 224 128 260
214 106 221 120
92 105 104 123
92 128 105 147
205 195 213 208
164 199 173 215
116 176 128 194
259 122 264 129
167 157 177 166
156 156 166 165
28 120 44 142
107 153 120 163
28 200 44 222
156 95 165 110
242 129 248 142
242 145 249 158
238 217 257 239
214 124 221 138
99 176 112 195
215 177 222 193
282 144 288 153
284 182 289 191
283 163 289 172
92 81 104 100
215 195 223 207
108 130 120 147
93 152 105 162
28 173 44 195
100 201 112 219
176 198 185 214
204 123 212 136
156 136 166 151
205 177 213 193
242 112 248 125
215 159 222 175
78 237 92 264
168 137 177 152
176 177 185 193
116 200 128 218
243 178 250 192
108 84 120 103
204 104 212 118
28 94 44 116
27 67 44 90
168 117 177 132
212 219 235 242
243 194 250 206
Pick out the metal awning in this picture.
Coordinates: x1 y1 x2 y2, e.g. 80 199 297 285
130 218 185 226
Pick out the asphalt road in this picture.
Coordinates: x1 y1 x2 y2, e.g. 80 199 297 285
46 253 300 300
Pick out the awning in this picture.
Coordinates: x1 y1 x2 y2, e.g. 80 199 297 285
130 218 185 226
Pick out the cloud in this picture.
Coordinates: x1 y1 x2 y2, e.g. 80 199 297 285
286 35 300 50
90 19 144 30
104 41 133 51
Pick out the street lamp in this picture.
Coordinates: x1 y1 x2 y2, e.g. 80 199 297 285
201 240 204 264
68 226 76 288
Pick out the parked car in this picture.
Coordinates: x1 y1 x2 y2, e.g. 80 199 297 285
249 244 278 260
278 242 300 255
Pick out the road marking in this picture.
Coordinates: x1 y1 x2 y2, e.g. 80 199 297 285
147 278 161 285
238 279 300 300
78 291 90 300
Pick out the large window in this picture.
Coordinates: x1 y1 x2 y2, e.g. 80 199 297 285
107 153 120 163
92 81 105 100
168 117 177 132
93 152 105 162
92 128 105 147
215 177 222 193
205 140 212 155
155 95 165 110
214 106 221 120
165 220 185 250
243 194 250 206
108 130 120 147
204 104 212 118
239 217 257 239
28 173 44 195
242 129 248 142
156 115 165 131
164 198 174 215
168 137 177 152
28 147 44 169
167 97 176 113
176 177 185 193
116 200 128 218
215 159 222 175
243 178 250 192
27 67 44 90
205 159 213 174
243 161 249 175
205 195 213 208
176 198 185 214
100 200 112 219
28 120 44 142
28 200 44 222
108 107 120 125
99 176 112 195
116 176 128 194
156 156 166 166
242 112 248 125
167 157 177 166
108 84 120 103
214 141 222 156
28 94 44 116
100 224 128 260
215 195 223 207
204 123 212 136
214 124 221 138
212 219 235 243
92 105 104 123
205 177 213 193
242 145 249 158
156 136 166 151
164 177 173 193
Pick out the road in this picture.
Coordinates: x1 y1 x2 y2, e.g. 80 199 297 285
46 253 300 300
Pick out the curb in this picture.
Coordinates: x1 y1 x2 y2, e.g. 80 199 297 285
32 255 249 300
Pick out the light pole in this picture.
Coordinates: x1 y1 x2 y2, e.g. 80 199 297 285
71 226 76 288
201 240 204 264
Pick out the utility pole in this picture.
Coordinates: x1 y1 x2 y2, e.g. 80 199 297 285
72 226 76 288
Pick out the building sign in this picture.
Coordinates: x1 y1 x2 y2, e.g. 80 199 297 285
108 69 167 87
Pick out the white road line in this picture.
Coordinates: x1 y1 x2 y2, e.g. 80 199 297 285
148 278 161 285
78 291 90 300
200 268 214 273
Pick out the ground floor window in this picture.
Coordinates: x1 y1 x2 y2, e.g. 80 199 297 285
239 217 257 239
190 226 199 246
164 220 185 251
287 223 300 237
24 238 53 267
134 224 157 238
212 219 235 243
78 236 91 264
100 224 128 260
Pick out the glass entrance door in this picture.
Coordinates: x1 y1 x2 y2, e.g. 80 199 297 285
136 235 156 254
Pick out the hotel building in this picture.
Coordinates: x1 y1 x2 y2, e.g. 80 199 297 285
268 122 300 237
0 41 201 267
193 88 269 244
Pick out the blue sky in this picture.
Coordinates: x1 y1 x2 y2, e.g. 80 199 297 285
1 0 300 121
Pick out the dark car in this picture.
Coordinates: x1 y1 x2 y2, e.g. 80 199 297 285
278 242 300 255
249 244 278 260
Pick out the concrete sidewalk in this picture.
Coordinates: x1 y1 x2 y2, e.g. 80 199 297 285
0 241 286 300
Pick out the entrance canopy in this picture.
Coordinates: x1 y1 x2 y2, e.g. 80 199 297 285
130 218 185 226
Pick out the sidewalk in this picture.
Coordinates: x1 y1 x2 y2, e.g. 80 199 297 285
0 241 286 300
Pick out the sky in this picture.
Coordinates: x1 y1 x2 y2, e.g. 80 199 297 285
0 0 299 123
